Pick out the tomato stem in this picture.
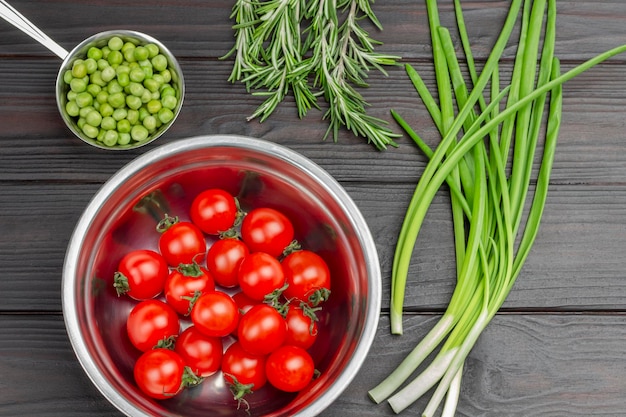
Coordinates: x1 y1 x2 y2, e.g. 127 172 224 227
112 272 130 296
156 213 179 233
176 261 204 277
181 366 204 388
224 373 253 412
281 239 302 257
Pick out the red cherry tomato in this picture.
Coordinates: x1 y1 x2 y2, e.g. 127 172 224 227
266 345 315 393
158 216 207 267
134 348 187 399
175 326 223 377
222 341 267 391
206 238 249 288
127 299 180 352
232 291 258 315
190 291 240 337
190 188 238 235
284 306 318 350
238 304 287 355
164 263 215 315
240 207 294 257
282 250 331 305
113 249 169 300
238 252 285 301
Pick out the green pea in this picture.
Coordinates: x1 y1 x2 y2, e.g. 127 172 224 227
140 89 152 103
138 107 150 121
123 48 135 62
84 58 98 74
157 107 174 124
86 83 101 97
141 65 153 79
96 90 109 104
103 130 119 146
143 115 157 132
127 109 139 125
117 64 130 74
117 119 131 133
108 36 124 51
161 86 176 97
65 100 80 117
101 116 117 131
162 95 177 110
107 80 123 94
138 58 151 69
118 132 131 146
97 58 109 71
85 110 102 127
87 47 103 61
72 61 87 78
99 103 114 117
151 54 168 72
107 50 123 66
82 123 99 139
77 117 86 129
144 78 160 93
145 43 160 58
101 66 116 83
117 72 130 87
75 92 93 108
133 46 149 61
112 108 127 121
63 70 73 85
66 90 78 102
79 105 95 118
101 46 111 59
126 95 142 110
131 125 149 142
108 92 126 108
128 82 144 97
90 71 106 87
122 42 136 53
147 99 162 114
160 69 172 83
151 74 165 86
70 77 87 93
129 67 145 83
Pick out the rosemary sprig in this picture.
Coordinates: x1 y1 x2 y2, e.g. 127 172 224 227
222 0 401 150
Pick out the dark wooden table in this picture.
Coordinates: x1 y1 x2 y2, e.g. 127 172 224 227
2 1 626 416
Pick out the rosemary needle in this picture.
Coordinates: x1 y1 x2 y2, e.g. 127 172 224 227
222 0 401 150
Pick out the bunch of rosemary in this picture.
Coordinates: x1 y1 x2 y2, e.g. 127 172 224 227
222 0 401 150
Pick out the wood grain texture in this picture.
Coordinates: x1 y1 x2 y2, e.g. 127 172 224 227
2 0 626 415
2 314 626 417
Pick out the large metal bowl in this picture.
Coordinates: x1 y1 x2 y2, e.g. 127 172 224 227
62 135 381 416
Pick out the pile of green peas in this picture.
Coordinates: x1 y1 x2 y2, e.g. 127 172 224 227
62 36 179 147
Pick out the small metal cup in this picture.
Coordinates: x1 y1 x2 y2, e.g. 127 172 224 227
55 30 185 150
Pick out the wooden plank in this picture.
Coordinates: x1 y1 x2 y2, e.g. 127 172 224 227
1 182 625 312
343 313 626 417
2 59 626 184
2 1 626 62
2 313 626 416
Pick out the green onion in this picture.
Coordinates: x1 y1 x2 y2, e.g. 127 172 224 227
369 0 626 415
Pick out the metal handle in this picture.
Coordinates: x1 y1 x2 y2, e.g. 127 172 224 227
0 0 68 59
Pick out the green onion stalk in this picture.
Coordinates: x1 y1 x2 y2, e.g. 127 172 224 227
369 0 626 415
